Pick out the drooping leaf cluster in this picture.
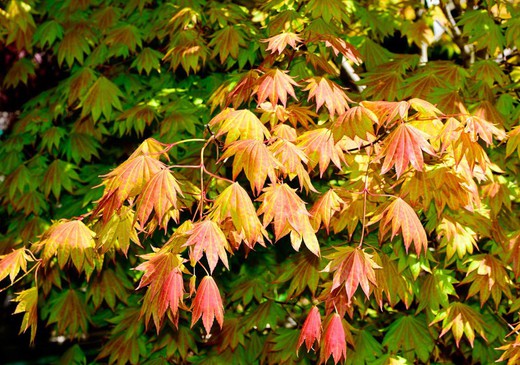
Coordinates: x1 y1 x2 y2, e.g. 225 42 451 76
1 0 519 364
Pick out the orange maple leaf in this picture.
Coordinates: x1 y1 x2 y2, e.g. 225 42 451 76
321 313 347 364
297 128 345 177
257 183 320 256
135 251 186 330
361 100 409 127
379 123 436 177
325 246 380 300
309 189 344 233
0 248 33 284
183 220 232 273
304 77 352 117
208 182 268 249
96 154 165 221
262 32 302 55
254 68 299 107
191 276 224 334
136 168 184 230
297 306 322 353
379 197 428 255
37 219 96 272
269 139 316 192
220 139 280 195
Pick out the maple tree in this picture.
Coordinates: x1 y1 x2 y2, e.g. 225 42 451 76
0 0 519 364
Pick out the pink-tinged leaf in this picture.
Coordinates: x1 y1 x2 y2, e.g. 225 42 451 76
0 248 33 284
297 306 322 353
257 183 320 256
304 77 352 117
191 276 224 334
325 246 380 300
321 313 347 364
309 189 344 233
262 32 303 55
135 251 186 330
135 168 184 230
220 139 280 195
254 69 299 107
183 220 231 273
297 128 345 177
379 123 436 178
379 197 428 255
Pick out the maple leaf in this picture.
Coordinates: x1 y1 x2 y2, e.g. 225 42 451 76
96 206 140 256
80 76 124 122
45 289 89 338
461 254 513 308
209 108 271 146
262 32 302 55
57 27 92 67
257 183 320 256
321 313 347 364
12 287 38 344
297 306 322 353
324 246 380 300
42 159 80 199
254 69 299 107
220 139 280 195
269 139 316 192
319 34 362 64
87 266 132 310
332 105 377 142
416 269 458 312
378 123 436 177
463 115 506 146
431 302 488 347
183 220 232 273
378 197 428 255
135 251 186 330
372 253 412 309
224 70 259 109
383 314 435 363
276 251 321 299
131 47 163 75
37 219 96 272
191 276 224 334
208 25 246 63
304 77 352 117
309 189 344 233
297 128 345 177
97 154 165 221
208 182 268 249
136 168 184 230
452 130 491 172
0 247 33 284
361 100 410 127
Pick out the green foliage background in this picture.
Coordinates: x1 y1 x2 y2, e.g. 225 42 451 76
1 0 519 364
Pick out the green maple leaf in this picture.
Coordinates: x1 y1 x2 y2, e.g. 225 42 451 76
80 76 124 121
33 20 64 47
383 314 436 363
347 329 383 365
44 289 89 338
416 269 458 312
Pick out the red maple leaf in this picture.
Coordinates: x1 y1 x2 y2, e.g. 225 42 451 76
191 276 224 334
297 306 322 353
